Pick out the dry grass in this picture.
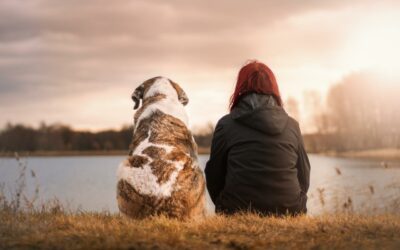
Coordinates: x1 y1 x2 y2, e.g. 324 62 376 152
1 210 400 250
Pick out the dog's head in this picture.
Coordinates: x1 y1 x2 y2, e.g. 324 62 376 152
132 77 189 110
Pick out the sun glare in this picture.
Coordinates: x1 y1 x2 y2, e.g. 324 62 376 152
341 12 400 79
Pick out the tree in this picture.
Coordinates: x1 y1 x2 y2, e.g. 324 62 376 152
285 97 300 122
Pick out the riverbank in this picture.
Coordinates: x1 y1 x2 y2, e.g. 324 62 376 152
324 148 400 162
1 211 399 250
1 148 399 162
0 150 129 157
0 147 211 157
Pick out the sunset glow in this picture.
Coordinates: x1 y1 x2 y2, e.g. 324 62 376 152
0 0 399 132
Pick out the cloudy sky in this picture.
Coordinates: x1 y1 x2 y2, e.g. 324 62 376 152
1 0 399 132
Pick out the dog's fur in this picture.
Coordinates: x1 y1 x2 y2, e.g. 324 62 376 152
116 77 205 220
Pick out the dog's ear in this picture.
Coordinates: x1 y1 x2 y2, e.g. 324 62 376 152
170 80 189 106
132 84 145 110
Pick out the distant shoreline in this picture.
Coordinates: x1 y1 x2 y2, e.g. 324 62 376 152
1 148 399 161
322 148 400 162
0 150 128 157
0 147 211 158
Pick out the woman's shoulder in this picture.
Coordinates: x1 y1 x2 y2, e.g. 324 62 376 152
212 114 233 136
287 116 300 129
217 114 232 124
286 116 303 139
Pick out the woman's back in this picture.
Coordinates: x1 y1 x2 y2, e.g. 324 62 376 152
205 93 310 215
205 60 310 216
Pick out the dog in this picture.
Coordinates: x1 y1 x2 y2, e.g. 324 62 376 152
116 76 205 220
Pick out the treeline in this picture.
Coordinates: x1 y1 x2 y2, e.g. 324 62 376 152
303 72 400 152
1 72 399 154
0 122 214 153
0 123 132 152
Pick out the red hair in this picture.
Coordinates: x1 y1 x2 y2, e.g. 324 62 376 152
229 60 282 111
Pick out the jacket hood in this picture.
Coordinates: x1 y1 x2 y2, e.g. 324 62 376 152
231 93 289 135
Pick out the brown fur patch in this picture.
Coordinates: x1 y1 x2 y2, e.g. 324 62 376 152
142 146 167 159
141 145 177 185
148 110 197 157
117 179 160 219
141 77 160 97
169 80 188 105
127 155 149 168
149 159 177 185
166 149 193 169
134 93 166 125
128 125 149 156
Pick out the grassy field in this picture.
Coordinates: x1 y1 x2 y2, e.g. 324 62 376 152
1 210 400 250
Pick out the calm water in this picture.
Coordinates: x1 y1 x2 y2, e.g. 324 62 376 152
0 155 399 215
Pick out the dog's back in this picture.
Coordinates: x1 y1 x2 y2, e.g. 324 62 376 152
116 77 205 219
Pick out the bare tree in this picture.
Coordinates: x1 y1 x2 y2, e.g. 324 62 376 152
285 97 300 122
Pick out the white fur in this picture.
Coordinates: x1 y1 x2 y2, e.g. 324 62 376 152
117 159 184 198
135 77 189 129
117 131 185 198
144 77 178 100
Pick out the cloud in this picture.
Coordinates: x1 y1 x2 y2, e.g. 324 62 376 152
0 0 399 129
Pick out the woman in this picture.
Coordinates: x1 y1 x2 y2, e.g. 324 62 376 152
205 60 310 216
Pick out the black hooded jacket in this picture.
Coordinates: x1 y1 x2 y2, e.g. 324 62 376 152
205 93 310 215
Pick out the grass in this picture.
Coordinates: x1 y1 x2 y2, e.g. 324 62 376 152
1 210 400 250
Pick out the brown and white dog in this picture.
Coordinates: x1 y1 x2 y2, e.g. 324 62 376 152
116 76 205 220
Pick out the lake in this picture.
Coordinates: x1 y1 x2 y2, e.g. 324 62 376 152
0 154 399 215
